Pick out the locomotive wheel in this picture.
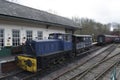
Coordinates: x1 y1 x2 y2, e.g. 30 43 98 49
58 57 65 64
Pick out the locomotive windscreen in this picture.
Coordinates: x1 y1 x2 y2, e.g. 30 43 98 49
49 34 63 40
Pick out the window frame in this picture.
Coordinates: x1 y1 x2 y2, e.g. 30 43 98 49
12 29 20 46
0 29 4 48
37 31 43 40
26 30 33 41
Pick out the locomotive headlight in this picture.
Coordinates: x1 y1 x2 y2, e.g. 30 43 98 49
24 59 32 67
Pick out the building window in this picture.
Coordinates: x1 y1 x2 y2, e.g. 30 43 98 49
37 31 43 40
0 29 4 48
12 30 20 46
26 30 32 41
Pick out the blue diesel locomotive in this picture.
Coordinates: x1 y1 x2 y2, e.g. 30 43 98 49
16 33 92 72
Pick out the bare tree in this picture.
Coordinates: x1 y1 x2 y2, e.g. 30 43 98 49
72 17 111 40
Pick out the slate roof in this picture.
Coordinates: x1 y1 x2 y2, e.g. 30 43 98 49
0 0 80 29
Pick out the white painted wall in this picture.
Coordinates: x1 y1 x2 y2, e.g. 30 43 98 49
0 20 65 46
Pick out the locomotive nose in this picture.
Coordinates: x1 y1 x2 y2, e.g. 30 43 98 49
16 55 37 72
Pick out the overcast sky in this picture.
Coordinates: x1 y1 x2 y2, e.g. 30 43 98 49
10 0 120 24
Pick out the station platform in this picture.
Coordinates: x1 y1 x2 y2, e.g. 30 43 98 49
0 55 18 74
0 55 15 64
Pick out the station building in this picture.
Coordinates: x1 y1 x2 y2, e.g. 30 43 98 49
0 0 80 48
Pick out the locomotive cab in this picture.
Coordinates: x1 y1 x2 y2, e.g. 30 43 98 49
48 33 63 39
49 33 73 51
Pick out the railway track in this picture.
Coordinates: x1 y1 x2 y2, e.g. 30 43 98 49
0 45 100 80
52 44 118 80
93 61 119 80
0 44 115 80
94 46 120 80
71 50 120 80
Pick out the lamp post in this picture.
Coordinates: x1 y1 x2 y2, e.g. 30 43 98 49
92 34 94 42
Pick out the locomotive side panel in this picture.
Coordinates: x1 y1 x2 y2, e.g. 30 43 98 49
36 40 63 56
